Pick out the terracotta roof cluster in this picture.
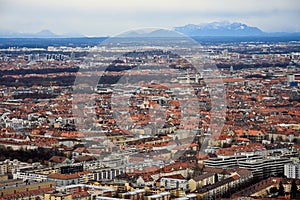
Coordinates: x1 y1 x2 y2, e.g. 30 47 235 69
2 188 53 199
48 171 92 180
216 143 265 156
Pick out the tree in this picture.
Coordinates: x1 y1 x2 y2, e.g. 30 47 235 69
186 172 192 180
269 186 278 194
214 173 219 183
277 136 283 142
293 138 298 144
278 181 285 196
290 179 299 199
271 136 274 144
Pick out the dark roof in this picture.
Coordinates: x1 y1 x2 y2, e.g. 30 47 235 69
198 176 236 193
192 172 215 182
74 155 96 163
49 156 68 163
236 168 252 176
203 166 234 175
157 174 185 182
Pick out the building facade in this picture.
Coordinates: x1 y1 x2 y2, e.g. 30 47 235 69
239 157 291 180
284 163 300 179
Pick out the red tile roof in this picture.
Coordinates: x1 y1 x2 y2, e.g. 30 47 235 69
48 173 80 180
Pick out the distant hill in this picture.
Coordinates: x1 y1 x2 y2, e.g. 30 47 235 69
1 22 300 38
118 28 183 38
174 21 300 37
119 22 300 37
174 21 263 36
0 29 85 38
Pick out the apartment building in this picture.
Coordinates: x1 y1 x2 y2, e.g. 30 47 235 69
284 162 300 179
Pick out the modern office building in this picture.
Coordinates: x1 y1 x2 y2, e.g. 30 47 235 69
203 154 263 168
204 154 291 180
239 157 291 179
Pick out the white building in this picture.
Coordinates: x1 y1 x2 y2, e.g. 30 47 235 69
239 157 291 180
15 171 47 181
160 178 189 190
284 163 300 179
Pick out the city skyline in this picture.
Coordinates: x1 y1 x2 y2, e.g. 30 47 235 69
0 0 300 37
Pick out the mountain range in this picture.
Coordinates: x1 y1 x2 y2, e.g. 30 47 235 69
1 22 300 38
174 21 263 36
0 29 84 38
174 21 300 37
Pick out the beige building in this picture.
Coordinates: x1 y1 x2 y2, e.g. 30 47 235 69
188 173 215 192
44 192 73 200
0 181 56 199
144 192 171 200
0 164 8 174
0 174 8 181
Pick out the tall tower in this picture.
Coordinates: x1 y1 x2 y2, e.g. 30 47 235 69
186 69 190 84
195 73 199 83
287 61 297 86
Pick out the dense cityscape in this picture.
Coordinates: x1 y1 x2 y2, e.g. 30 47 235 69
0 35 299 200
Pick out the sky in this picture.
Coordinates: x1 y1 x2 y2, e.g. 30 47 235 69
0 0 300 36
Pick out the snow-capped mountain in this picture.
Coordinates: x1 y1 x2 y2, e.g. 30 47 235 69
174 21 264 36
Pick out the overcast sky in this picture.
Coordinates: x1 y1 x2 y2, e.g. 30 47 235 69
0 0 299 36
